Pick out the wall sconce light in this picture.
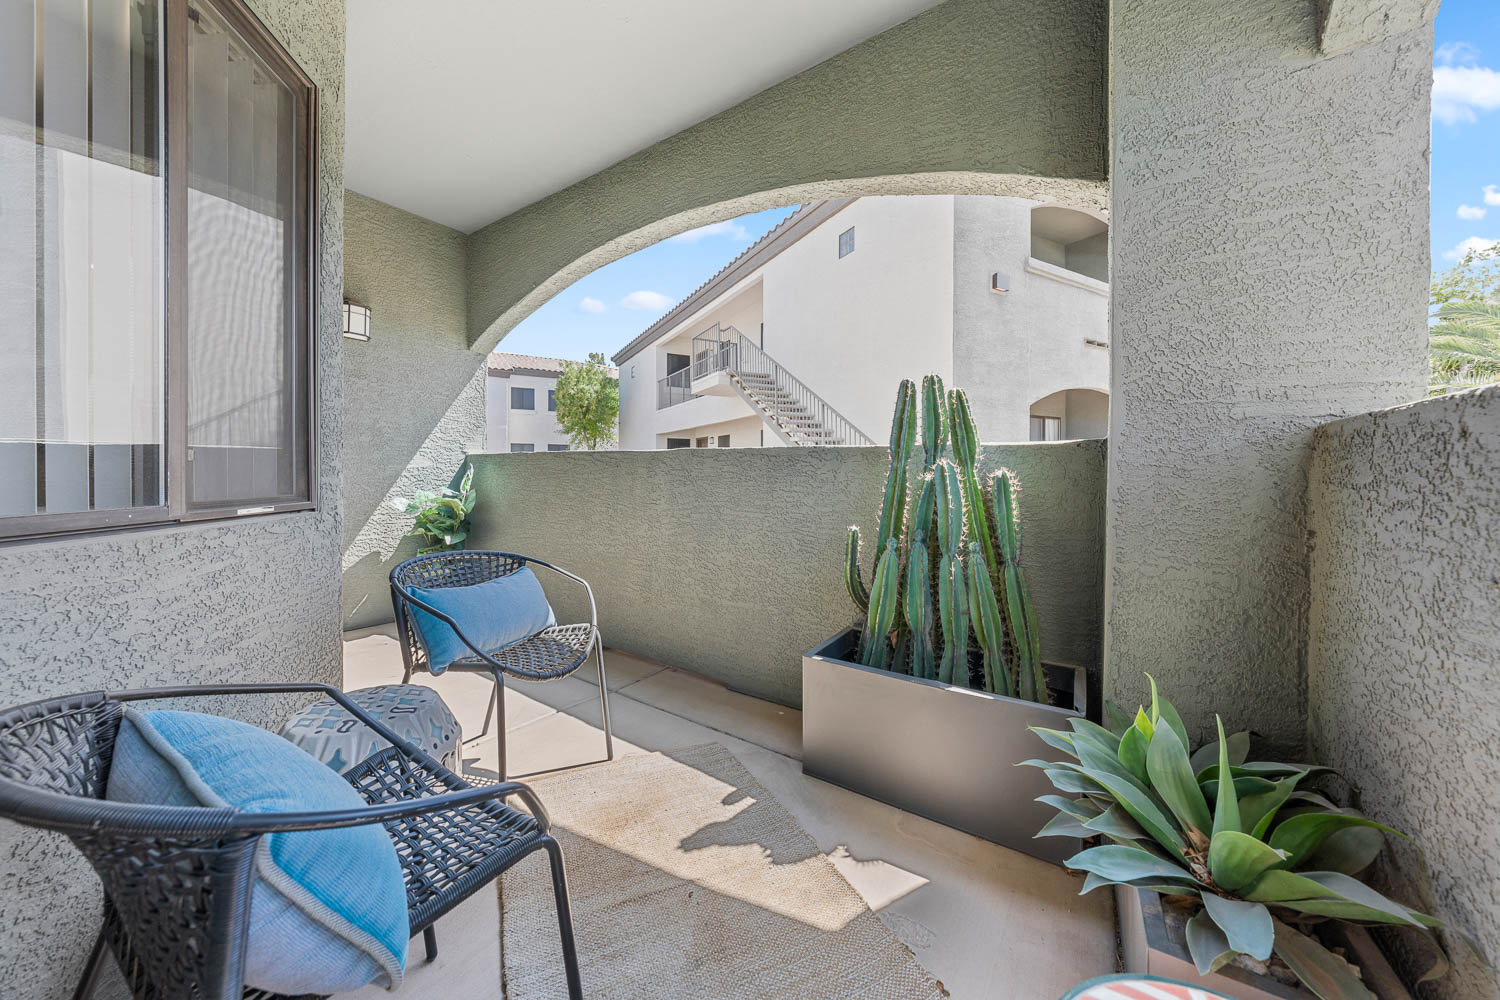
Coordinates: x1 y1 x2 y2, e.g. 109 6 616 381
990 272 1010 295
343 300 371 341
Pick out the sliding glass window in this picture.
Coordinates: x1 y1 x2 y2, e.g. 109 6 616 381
0 0 316 539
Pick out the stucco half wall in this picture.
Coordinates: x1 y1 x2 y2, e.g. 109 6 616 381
1306 386 1500 999
465 441 1105 707
463 0 1108 353
0 1 347 996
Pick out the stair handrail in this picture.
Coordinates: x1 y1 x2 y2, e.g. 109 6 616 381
726 329 876 447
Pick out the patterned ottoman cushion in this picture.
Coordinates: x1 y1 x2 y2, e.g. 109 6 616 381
281 685 462 775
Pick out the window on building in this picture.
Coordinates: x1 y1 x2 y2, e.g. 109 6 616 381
838 227 855 258
547 443 569 452
547 389 557 412
666 353 690 375
0 0 317 539
718 435 731 448
1029 416 1062 442
665 438 690 449
511 387 535 410
510 443 534 453
695 436 710 448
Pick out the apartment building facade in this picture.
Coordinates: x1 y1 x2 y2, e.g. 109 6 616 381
484 352 617 452
612 195 1110 450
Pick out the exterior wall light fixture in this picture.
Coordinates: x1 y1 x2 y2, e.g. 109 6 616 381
343 300 372 341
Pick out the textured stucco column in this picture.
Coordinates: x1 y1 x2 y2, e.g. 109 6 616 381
1105 0 1431 747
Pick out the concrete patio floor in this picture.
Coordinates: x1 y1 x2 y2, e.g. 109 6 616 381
342 626 1118 999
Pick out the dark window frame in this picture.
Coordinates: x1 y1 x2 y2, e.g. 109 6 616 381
838 227 855 258
511 386 536 410
1 0 320 541
510 443 535 453
547 389 557 412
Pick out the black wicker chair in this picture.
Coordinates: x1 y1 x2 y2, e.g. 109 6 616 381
0 682 583 1000
389 551 614 780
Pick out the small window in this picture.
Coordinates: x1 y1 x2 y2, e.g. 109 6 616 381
1029 416 1062 442
510 443 534 453
546 444 569 452
547 389 557 412
511 387 535 410
665 438 690 449
665 353 690 376
718 435 731 448
838 227 855 258
695 436 710 448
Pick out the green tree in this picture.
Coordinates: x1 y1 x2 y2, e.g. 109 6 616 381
554 352 619 450
1429 245 1500 395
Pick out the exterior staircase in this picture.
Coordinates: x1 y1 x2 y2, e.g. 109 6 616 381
690 326 876 447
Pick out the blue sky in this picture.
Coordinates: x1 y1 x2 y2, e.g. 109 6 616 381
504 5 1499 363
1432 0 1500 271
498 206 797 363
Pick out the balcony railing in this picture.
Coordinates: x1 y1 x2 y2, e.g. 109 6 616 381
657 368 695 409
689 324 875 447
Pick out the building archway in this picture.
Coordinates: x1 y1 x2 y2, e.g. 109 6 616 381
1028 387 1109 440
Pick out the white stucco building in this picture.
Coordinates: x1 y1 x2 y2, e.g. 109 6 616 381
484 353 617 452
612 195 1110 450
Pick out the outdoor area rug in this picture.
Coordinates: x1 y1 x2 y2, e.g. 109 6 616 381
499 743 947 999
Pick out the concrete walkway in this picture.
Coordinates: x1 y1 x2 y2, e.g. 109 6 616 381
343 627 1117 999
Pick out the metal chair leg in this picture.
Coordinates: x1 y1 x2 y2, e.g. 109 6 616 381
594 636 614 763
542 837 583 1000
71 922 110 1000
423 925 438 963
495 672 507 781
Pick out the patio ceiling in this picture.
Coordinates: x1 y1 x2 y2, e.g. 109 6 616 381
344 0 945 233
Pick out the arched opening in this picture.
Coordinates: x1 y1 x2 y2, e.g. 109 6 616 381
1028 387 1109 440
1029 204 1109 284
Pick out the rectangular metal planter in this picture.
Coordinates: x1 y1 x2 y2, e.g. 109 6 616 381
801 628 1089 864
1117 887 1413 1000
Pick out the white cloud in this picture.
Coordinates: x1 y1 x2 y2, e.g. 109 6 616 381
1486 185 1500 207
578 296 606 314
668 220 751 244
1443 236 1500 261
1436 41 1481 67
621 290 674 311
1458 204 1488 221
1432 64 1500 125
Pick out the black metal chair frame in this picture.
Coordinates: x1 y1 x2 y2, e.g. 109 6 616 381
389 551 614 781
0 682 583 1000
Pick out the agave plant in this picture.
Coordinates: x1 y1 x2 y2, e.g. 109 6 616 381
1028 679 1452 1000
404 461 477 555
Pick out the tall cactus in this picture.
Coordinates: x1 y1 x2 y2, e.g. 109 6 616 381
845 380 917 614
919 374 947 471
934 460 970 686
967 542 1014 697
904 533 936 679
842 377 1048 705
858 538 901 669
986 470 1046 703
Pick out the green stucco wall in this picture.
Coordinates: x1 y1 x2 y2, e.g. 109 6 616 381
1306 387 1500 999
0 1 347 995
1105 0 1431 750
465 441 1106 707
342 192 487 629
463 0 1109 354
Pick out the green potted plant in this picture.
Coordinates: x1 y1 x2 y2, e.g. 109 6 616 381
1029 678 1465 999
802 376 1089 863
404 461 476 555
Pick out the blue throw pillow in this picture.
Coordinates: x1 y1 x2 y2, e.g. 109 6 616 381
106 709 408 994
408 567 556 673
